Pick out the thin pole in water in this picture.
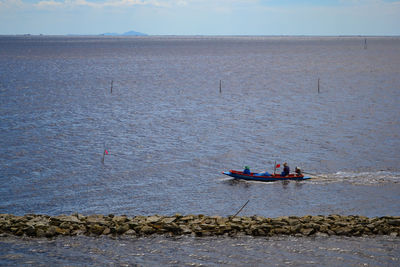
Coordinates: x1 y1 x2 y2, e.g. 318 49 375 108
219 80 222 93
102 149 106 164
102 143 108 164
110 80 113 94
233 200 250 217
318 78 320 94
364 38 367 49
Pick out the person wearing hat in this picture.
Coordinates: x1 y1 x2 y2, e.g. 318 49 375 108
281 162 290 176
295 166 302 175
243 166 251 174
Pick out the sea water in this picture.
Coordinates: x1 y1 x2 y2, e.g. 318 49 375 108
0 36 399 265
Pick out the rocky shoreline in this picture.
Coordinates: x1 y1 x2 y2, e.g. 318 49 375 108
1 214 399 238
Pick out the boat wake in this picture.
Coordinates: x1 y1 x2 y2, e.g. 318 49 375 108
218 171 400 185
309 171 400 185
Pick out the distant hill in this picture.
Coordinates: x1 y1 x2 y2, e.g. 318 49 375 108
101 30 147 36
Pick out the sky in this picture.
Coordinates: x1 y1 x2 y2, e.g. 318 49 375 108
0 0 399 35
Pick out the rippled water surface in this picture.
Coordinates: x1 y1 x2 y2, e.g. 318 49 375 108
0 236 400 266
1 235 399 266
0 36 399 265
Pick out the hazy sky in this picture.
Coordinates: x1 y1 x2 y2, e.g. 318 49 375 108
0 0 399 35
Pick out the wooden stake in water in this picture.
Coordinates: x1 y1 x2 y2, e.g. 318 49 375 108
219 80 222 93
102 149 106 164
101 145 108 164
318 78 320 94
110 80 113 94
364 38 367 49
233 200 250 217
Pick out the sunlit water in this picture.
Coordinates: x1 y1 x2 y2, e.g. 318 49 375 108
0 36 399 265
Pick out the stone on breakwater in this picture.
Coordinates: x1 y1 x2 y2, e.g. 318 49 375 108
0 214 399 238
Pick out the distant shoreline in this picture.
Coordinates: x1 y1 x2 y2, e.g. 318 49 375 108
1 34 399 38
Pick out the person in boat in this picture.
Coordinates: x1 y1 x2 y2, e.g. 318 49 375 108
243 166 251 174
281 162 290 176
295 167 302 175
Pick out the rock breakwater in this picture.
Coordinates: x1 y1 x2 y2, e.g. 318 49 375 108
1 214 399 238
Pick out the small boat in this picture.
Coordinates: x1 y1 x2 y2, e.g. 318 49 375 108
222 170 311 182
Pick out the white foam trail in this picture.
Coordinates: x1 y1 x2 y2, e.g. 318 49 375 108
309 171 400 185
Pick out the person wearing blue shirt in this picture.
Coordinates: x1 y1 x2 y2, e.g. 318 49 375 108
281 162 290 176
243 166 251 174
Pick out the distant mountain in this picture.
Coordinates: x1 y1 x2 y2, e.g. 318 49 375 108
123 30 147 36
101 30 147 36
